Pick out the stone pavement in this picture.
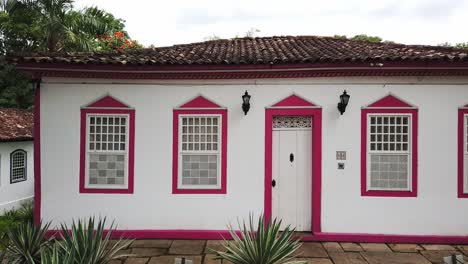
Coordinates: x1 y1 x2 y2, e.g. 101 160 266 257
111 240 468 264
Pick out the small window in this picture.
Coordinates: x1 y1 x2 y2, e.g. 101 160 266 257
361 94 418 197
179 115 221 188
368 115 411 191
10 149 27 183
79 95 135 194
86 115 129 188
173 95 227 194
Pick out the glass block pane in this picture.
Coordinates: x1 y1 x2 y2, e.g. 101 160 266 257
88 154 125 186
369 154 409 190
181 154 218 186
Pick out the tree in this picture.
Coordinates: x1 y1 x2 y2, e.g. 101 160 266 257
333 34 383 43
98 31 143 51
0 0 140 108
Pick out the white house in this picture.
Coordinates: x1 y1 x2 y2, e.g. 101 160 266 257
12 36 468 243
0 108 34 212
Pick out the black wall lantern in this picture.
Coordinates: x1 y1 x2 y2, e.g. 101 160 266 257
337 90 350 115
242 91 251 115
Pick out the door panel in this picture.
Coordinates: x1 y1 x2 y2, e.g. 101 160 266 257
272 127 312 232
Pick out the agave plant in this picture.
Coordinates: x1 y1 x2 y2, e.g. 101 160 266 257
40 243 75 264
211 214 305 264
56 217 132 264
5 221 51 264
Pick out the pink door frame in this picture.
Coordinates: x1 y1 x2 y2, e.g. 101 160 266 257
264 104 322 233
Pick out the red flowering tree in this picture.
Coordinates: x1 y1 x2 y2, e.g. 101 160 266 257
98 31 143 51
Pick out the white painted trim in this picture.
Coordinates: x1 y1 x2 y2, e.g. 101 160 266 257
84 113 130 190
177 114 223 190
464 114 468 194
366 113 413 192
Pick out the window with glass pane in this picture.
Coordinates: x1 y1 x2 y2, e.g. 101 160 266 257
87 115 128 188
10 150 26 183
368 115 411 190
179 115 221 188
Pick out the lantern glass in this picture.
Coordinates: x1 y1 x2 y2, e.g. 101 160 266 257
340 91 350 105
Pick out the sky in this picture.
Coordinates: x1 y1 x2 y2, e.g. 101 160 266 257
75 0 467 47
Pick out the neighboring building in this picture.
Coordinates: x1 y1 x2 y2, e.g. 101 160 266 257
0 108 34 212
12 36 468 243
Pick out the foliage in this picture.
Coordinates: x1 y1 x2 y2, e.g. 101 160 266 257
333 34 383 43
40 244 75 264
455 43 468 49
204 34 221 41
0 200 34 251
4 221 50 264
55 217 133 264
0 57 33 108
98 31 143 51
244 28 260 38
211 214 304 264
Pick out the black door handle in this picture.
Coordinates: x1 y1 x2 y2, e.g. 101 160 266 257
290 153 294 162
272 180 276 187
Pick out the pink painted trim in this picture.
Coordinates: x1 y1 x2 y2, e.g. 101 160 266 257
265 107 322 233
272 94 316 107
458 109 468 198
367 94 414 108
86 96 130 108
172 108 227 194
179 96 222 108
79 107 135 194
44 229 468 243
361 106 418 197
33 83 41 225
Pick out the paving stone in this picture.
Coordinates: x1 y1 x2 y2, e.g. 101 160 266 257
421 245 457 251
341 242 364 252
293 258 334 263
456 245 468 255
131 248 167 257
148 255 202 264
204 240 228 253
108 239 132 249
124 258 149 264
420 250 461 263
131 239 173 248
362 252 431 264
360 243 392 252
169 240 206 255
108 260 123 264
322 242 344 252
297 242 328 258
388 244 423 252
203 254 233 264
329 252 368 264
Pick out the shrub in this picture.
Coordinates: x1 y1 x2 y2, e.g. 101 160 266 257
56 217 132 264
5 221 51 264
211 214 305 264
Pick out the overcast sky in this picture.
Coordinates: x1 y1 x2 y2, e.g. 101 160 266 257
75 0 466 47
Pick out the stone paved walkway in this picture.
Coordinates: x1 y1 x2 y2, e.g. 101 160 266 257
110 240 468 264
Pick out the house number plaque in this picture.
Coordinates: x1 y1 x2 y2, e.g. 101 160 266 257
336 151 346 160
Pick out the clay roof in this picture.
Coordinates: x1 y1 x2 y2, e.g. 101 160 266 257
0 108 33 142
10 36 468 66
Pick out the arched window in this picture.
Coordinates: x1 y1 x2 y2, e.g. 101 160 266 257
10 149 27 183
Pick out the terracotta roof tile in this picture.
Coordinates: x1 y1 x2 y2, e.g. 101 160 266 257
10 36 468 66
0 108 33 142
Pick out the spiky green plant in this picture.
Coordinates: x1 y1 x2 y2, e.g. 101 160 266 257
57 217 132 264
40 243 75 264
211 214 305 264
5 221 51 264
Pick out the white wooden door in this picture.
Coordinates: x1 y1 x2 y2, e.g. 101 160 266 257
272 116 312 232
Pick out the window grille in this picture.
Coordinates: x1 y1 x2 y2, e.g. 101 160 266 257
273 116 312 129
368 115 411 190
179 116 221 187
11 150 26 183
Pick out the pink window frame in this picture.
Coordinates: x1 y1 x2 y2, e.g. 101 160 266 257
79 96 135 194
361 95 418 197
172 97 227 194
458 107 468 198
264 94 322 233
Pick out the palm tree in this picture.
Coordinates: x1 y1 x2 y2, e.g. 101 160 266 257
1 0 126 52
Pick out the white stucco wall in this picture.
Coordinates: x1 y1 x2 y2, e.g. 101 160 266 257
0 141 34 212
39 76 468 236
